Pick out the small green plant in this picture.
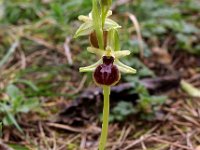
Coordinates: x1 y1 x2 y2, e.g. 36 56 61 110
127 0 200 54
0 84 39 132
109 87 167 122
74 0 136 149
109 101 136 122
135 84 167 120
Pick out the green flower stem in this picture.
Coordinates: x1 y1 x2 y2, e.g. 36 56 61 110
101 0 111 28
101 6 108 28
92 0 104 49
98 85 110 150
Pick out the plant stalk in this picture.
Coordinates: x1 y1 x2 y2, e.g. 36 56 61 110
92 0 104 49
98 85 110 150
101 6 108 28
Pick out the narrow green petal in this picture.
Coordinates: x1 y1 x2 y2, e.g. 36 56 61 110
79 59 102 72
115 59 136 74
74 22 93 38
114 50 131 58
107 29 115 50
87 47 105 56
114 30 120 51
79 66 96 72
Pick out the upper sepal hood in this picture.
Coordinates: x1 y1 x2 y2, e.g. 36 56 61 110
74 11 121 38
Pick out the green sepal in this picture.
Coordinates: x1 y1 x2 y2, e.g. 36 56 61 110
79 59 102 72
104 18 121 31
87 47 105 56
114 50 130 58
74 22 93 38
114 59 136 74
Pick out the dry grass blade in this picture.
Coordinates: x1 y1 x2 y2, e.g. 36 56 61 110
24 35 64 55
47 123 85 133
64 37 73 65
57 134 81 150
150 137 194 150
111 126 128 150
68 75 87 95
0 40 19 69
47 122 101 134
125 12 144 58
122 135 151 150
39 122 51 150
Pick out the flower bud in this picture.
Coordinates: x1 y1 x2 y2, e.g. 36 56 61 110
89 31 108 48
93 56 120 86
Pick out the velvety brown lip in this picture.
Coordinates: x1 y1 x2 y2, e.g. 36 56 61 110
93 56 120 86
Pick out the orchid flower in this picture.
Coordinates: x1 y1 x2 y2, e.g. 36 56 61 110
79 46 136 86
79 28 136 86
74 0 137 149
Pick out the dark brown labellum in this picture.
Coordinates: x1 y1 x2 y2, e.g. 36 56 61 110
93 56 120 86
89 31 108 48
